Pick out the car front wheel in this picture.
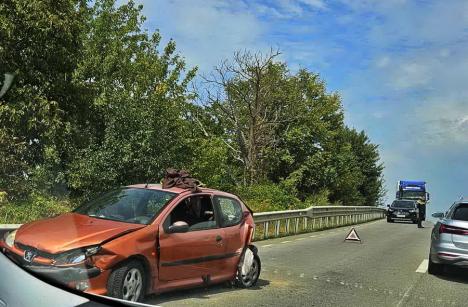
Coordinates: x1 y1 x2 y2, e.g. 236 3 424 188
107 260 146 302
235 249 261 288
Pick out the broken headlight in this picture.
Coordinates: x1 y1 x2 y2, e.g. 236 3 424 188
54 245 101 265
4 230 17 248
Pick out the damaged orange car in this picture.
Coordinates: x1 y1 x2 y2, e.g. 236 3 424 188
0 184 260 302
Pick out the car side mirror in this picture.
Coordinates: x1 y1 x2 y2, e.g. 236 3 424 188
431 212 444 219
168 221 189 233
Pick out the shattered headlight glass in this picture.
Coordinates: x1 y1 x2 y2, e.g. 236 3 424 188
54 245 101 265
4 230 17 248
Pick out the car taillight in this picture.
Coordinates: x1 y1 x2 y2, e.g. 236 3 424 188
439 224 468 235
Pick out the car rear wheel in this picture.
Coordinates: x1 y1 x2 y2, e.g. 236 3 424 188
235 249 261 288
428 256 444 275
107 260 146 302
387 218 393 223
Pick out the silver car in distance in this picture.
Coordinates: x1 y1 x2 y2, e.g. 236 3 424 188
429 201 468 274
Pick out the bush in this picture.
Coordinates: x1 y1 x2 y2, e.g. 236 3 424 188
232 183 302 212
0 193 73 224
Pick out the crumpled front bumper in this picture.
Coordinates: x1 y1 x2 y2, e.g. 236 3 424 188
23 264 101 283
1 243 101 284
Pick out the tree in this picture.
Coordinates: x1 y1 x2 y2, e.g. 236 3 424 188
68 0 196 197
203 49 299 185
0 0 88 198
265 69 345 201
342 128 385 206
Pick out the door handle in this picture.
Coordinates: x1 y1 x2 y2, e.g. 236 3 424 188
216 235 223 242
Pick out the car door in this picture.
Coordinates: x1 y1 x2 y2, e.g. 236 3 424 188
212 195 246 275
158 194 227 281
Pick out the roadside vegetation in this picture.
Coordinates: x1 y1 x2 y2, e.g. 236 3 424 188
0 0 384 223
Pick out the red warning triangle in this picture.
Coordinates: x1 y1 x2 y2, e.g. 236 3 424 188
345 227 361 242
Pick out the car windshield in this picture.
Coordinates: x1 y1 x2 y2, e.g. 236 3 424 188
401 191 425 198
391 201 415 208
74 188 176 225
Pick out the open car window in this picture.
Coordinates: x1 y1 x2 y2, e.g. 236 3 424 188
165 195 217 231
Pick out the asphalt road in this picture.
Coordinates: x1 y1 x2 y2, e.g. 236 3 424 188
145 219 468 307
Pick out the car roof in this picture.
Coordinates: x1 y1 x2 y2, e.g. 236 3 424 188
126 183 252 213
127 183 232 196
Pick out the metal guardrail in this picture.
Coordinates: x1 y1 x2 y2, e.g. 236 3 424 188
0 224 21 238
253 206 386 240
0 207 386 241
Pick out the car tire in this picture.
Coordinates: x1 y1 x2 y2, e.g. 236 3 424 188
107 260 146 302
412 220 418 224
387 218 393 223
428 256 444 275
235 248 261 288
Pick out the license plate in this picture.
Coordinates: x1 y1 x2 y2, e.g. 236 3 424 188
397 214 406 218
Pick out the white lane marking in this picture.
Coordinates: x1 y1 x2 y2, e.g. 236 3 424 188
281 240 292 244
295 238 305 241
261 244 273 247
309 235 317 238
416 259 428 273
300 273 305 278
397 282 416 307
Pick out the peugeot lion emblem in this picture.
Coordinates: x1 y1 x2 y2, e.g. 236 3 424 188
24 249 37 263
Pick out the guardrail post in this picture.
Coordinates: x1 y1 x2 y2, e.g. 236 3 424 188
275 220 281 237
264 221 269 239
294 218 299 233
303 217 308 231
286 219 290 234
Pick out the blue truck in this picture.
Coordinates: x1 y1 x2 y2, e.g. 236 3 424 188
396 180 430 221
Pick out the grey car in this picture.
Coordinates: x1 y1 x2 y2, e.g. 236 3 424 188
429 201 468 274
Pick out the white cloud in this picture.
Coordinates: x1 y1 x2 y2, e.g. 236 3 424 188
375 56 390 68
299 0 327 10
418 99 468 147
137 0 265 71
392 62 431 90
439 49 450 58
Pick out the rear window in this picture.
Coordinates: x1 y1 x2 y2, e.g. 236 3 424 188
391 201 415 208
452 204 468 221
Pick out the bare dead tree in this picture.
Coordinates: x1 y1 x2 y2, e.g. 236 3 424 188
201 48 285 185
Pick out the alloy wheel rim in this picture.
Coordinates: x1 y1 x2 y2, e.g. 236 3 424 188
122 268 142 301
242 258 259 286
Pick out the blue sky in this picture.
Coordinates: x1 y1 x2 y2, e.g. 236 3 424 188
133 0 468 215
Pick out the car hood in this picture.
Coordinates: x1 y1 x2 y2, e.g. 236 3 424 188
15 213 145 254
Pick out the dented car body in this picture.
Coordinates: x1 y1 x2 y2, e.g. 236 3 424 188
0 184 260 302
